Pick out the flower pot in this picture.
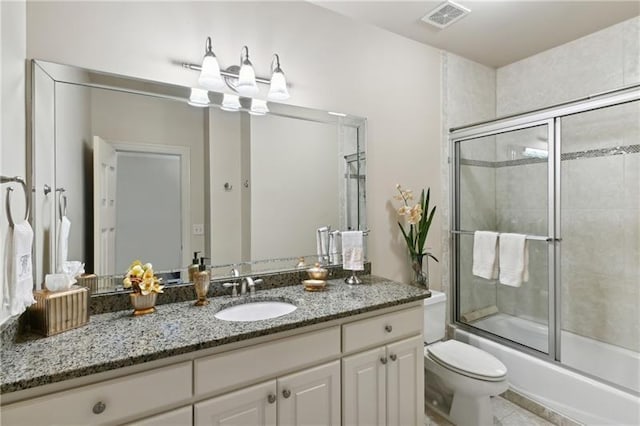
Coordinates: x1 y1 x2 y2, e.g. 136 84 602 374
410 253 429 289
130 293 157 316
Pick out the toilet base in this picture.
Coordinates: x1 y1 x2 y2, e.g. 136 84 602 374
449 392 493 426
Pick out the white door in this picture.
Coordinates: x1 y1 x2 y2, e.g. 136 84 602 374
386 335 424 426
93 136 117 275
342 346 386 426
127 406 192 425
194 381 277 426
277 360 341 426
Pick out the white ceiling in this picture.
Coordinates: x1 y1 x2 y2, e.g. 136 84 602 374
313 1 640 68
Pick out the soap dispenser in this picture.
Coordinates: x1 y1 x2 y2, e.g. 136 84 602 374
194 257 210 306
188 251 201 282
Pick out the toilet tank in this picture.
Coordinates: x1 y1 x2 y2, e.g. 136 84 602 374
424 290 447 344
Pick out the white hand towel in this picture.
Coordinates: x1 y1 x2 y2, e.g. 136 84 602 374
56 215 71 273
316 226 329 263
8 221 36 315
499 233 529 287
472 231 499 280
342 231 364 271
329 230 341 264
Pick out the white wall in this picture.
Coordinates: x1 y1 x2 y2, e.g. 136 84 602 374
25 1 443 286
1 0 27 325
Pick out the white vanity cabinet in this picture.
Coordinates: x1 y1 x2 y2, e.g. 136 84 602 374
1 302 424 426
342 306 424 426
195 361 340 426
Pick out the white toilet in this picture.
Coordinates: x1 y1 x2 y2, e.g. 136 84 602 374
423 291 508 426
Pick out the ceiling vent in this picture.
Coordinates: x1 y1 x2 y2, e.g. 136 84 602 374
422 1 471 29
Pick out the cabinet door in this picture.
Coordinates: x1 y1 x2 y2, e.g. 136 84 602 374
127 406 193 425
277 360 340 426
194 381 277 426
386 335 424 426
342 346 386 426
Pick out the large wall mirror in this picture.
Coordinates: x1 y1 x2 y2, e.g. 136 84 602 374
31 60 366 293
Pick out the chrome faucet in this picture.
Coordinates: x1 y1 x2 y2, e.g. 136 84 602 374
241 276 264 296
222 268 242 297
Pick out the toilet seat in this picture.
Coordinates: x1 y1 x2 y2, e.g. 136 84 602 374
427 340 507 382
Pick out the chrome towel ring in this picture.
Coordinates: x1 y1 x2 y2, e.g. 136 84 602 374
0 176 30 227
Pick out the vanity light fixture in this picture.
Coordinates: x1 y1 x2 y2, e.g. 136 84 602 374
183 37 290 99
188 88 210 107
198 37 224 91
249 99 269 116
267 54 289 101
221 94 242 112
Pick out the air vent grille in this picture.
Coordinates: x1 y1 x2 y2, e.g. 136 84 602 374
422 1 470 29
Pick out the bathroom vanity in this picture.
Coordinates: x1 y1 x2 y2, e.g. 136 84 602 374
0 276 429 425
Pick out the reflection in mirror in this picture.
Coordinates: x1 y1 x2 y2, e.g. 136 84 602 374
31 60 366 294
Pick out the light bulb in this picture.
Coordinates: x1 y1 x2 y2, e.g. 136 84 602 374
221 94 241 112
268 69 289 101
198 37 224 91
249 99 269 116
188 88 210 107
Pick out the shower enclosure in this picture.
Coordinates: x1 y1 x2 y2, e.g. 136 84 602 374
450 85 639 395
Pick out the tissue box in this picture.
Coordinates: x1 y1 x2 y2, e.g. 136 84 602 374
29 285 89 336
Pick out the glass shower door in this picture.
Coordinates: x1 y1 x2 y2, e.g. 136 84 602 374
559 100 640 393
454 122 553 354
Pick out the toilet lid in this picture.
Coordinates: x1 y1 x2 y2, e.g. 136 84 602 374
427 340 507 382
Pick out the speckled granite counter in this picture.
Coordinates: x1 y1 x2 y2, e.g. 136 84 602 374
1 276 429 394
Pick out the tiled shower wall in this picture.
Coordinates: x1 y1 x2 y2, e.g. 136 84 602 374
495 17 640 351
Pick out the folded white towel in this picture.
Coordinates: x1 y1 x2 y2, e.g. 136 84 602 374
316 226 329 263
329 230 341 264
56 215 71 273
342 231 364 271
7 221 36 315
499 233 529 287
472 231 499 280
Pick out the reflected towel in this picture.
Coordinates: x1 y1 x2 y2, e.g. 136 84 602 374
56 215 71 273
342 231 364 271
472 231 499 280
329 230 341 264
316 226 329 263
499 233 529 287
7 221 36 315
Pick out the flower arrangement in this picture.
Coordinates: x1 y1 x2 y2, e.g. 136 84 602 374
123 260 164 295
394 184 438 262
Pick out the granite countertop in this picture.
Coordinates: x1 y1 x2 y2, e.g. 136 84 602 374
0 275 429 394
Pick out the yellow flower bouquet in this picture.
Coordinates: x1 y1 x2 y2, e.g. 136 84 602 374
123 260 164 295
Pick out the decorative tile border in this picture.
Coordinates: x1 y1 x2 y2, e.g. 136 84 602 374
460 144 639 168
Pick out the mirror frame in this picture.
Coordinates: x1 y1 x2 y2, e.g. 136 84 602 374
29 59 367 290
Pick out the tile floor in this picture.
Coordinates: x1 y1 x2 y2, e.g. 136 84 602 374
425 395 555 426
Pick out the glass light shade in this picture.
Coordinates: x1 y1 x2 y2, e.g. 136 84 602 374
267 70 289 101
198 55 224 91
236 61 259 96
221 94 241 112
249 99 269 116
188 88 210 107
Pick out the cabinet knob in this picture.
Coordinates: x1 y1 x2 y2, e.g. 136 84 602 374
384 325 393 333
282 389 291 398
268 394 277 404
92 401 106 415
380 357 388 365
390 354 397 361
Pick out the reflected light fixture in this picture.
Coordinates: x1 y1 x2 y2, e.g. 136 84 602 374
236 46 259 97
221 94 241 112
267 54 289 101
188 88 210 107
249 99 269 116
198 37 224 91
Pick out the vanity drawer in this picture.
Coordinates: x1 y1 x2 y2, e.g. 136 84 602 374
195 326 340 397
1 362 192 425
342 306 423 353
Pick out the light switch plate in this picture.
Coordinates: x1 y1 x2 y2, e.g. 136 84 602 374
192 224 204 235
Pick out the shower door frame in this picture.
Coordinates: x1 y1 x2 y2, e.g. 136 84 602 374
449 85 640 368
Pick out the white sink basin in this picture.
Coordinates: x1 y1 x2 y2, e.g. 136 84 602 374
214 301 297 322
